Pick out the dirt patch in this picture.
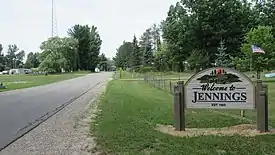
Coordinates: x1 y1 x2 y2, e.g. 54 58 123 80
156 124 275 137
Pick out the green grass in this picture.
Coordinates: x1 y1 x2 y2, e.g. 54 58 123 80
119 71 144 79
218 80 275 126
92 80 275 155
0 71 90 92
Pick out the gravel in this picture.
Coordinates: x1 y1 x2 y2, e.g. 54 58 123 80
0 79 110 155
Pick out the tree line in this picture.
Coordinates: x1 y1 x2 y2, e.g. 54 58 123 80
114 0 275 74
0 24 113 73
0 44 25 71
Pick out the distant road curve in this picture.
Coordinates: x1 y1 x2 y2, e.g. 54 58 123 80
0 72 112 151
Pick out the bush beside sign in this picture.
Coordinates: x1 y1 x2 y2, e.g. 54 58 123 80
185 67 255 109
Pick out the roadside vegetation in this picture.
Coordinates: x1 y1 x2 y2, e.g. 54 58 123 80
0 24 115 91
92 80 275 155
0 24 115 74
0 71 89 92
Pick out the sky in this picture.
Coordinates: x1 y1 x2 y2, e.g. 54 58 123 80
0 0 178 59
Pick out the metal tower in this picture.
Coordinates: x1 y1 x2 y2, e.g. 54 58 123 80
51 0 58 37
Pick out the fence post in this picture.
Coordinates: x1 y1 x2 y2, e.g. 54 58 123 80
154 76 156 87
240 110 245 117
169 81 172 94
256 80 263 130
258 88 268 132
163 79 166 91
177 81 185 107
158 77 161 88
144 75 147 82
155 76 157 87
153 76 155 87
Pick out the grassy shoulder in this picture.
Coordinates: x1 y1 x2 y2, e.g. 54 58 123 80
92 80 275 155
0 71 90 92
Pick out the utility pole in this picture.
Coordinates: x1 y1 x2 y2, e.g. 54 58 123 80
51 0 58 37
52 0 54 37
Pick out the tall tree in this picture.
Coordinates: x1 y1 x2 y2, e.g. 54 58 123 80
139 28 154 66
187 49 210 72
15 50 25 68
68 25 89 70
5 44 25 69
0 44 2 53
131 35 142 69
162 0 257 70
162 2 192 71
105 58 115 71
181 0 256 59
98 53 108 71
68 24 102 71
39 36 78 72
154 42 171 71
60 37 79 71
215 39 232 67
150 23 161 52
114 41 133 68
240 26 275 78
25 52 35 68
5 44 17 69
89 26 102 71
255 0 275 35
0 44 5 71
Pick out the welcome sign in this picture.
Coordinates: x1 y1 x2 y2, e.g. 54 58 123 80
185 67 255 109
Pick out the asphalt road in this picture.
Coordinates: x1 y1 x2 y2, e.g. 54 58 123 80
0 72 112 150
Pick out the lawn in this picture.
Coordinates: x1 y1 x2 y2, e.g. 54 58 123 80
92 79 275 155
0 71 90 92
118 71 144 79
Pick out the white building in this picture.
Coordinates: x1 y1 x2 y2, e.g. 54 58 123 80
9 68 32 74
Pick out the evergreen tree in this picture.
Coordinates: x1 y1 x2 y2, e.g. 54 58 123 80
140 29 154 66
143 46 154 66
131 35 142 68
5 44 25 69
0 44 5 71
215 39 232 67
67 24 102 71
25 52 40 69
113 41 133 68
98 53 108 71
